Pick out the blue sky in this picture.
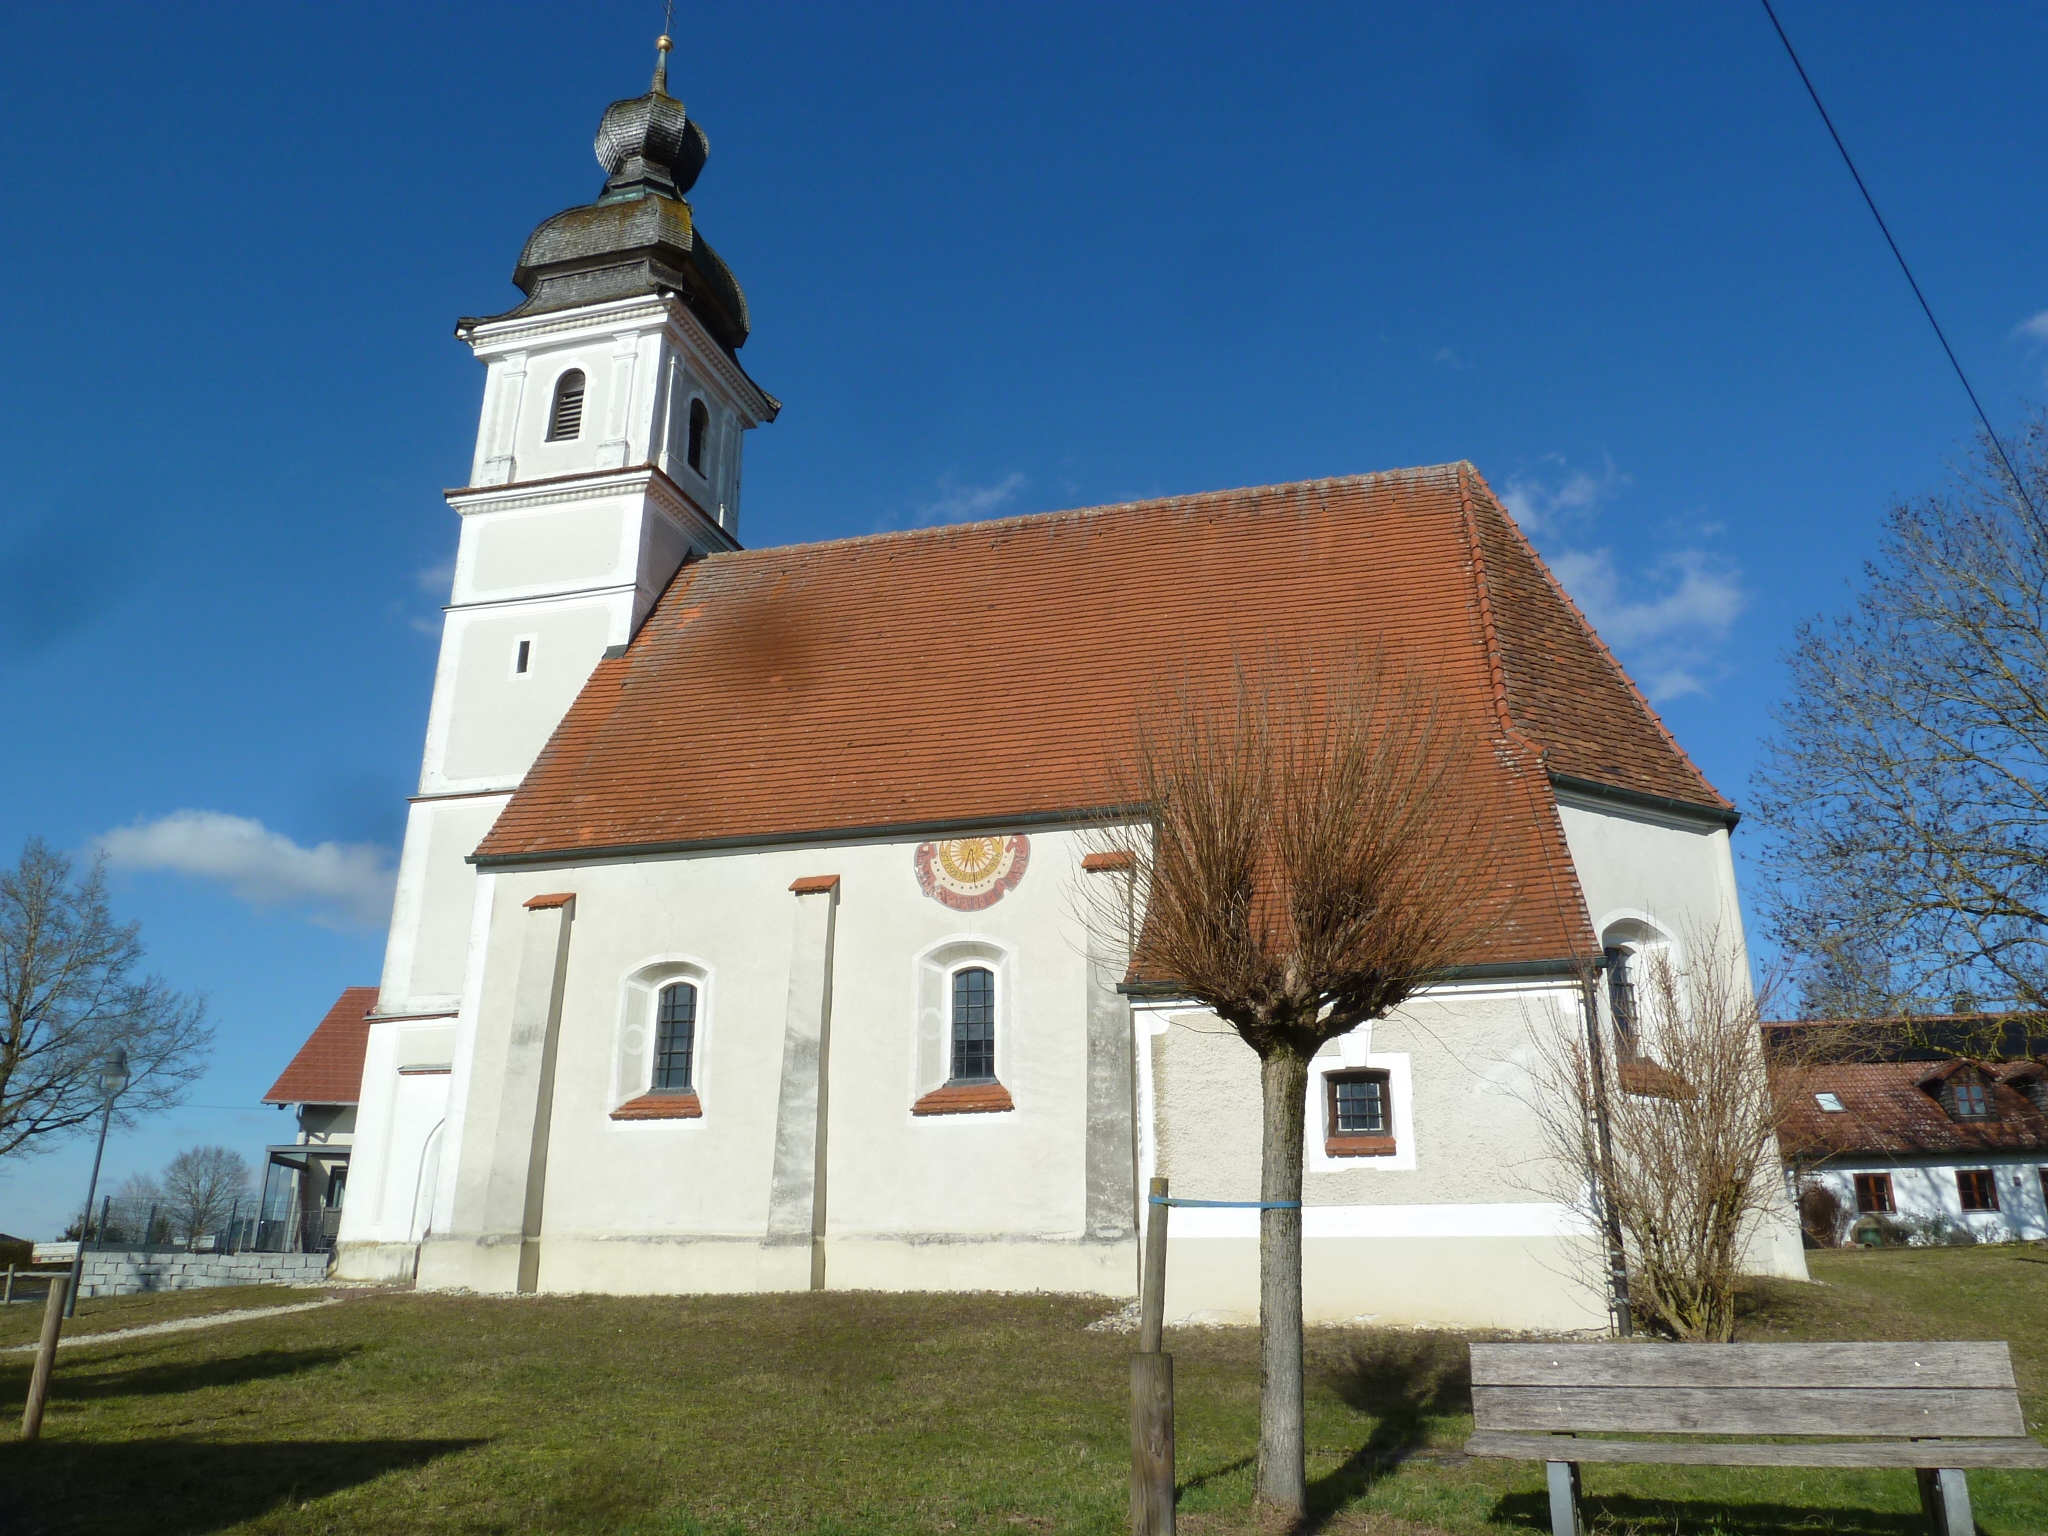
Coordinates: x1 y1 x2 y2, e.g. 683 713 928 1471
3 2 2045 1237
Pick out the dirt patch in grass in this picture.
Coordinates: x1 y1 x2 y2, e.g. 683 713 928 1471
0 1283 329 1348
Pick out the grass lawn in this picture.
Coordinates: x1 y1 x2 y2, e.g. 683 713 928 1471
1 1247 2044 1535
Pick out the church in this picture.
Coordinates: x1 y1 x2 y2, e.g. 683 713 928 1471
303 41 1804 1327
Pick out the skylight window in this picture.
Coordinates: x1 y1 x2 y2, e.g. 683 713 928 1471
1815 1092 1845 1113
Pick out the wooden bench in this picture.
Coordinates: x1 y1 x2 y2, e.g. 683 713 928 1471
1467 1341 2048 1536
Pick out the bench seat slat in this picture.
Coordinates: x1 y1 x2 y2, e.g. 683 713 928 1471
1469 1341 2016 1391
1473 1385 2026 1439
1464 1430 2048 1470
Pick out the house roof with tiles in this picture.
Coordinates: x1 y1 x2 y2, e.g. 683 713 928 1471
263 986 378 1106
1777 1060 2048 1160
473 463 1729 967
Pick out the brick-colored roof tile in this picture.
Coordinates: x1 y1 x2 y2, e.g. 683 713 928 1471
1777 1061 2048 1158
478 465 1722 964
262 986 378 1106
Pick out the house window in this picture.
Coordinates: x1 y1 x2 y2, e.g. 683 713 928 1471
1815 1092 1845 1113
1325 1069 1396 1156
950 966 995 1082
1853 1172 1894 1214
2039 1168 2048 1211
1951 1079 1992 1120
687 398 709 474
547 370 586 441
1957 1168 1999 1211
654 981 697 1091
515 639 531 675
1604 946 1639 1058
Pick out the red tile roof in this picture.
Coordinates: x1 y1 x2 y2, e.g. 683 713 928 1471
262 986 378 1106
1777 1061 2048 1159
475 465 1725 965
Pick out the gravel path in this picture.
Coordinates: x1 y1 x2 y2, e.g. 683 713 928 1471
1 1296 340 1354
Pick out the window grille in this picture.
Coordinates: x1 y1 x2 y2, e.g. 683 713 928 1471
548 370 587 441
950 966 995 1082
1332 1073 1386 1135
1957 1168 1999 1211
1853 1172 1894 1214
1604 946 1639 1057
1951 1079 1992 1120
654 981 697 1091
687 398 709 474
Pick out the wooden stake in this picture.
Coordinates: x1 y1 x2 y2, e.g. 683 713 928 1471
1130 1351 1175 1535
20 1272 69 1441
1131 1175 1174 1533
1139 1176 1168 1353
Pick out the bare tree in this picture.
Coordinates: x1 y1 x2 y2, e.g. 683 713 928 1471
1754 417 2048 1022
0 839 210 1161
1082 657 1504 1515
161 1146 251 1246
1533 927 1794 1342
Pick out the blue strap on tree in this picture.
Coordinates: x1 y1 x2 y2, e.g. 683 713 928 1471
1149 1195 1301 1209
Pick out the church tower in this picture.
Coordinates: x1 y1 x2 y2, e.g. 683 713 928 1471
378 37 777 1021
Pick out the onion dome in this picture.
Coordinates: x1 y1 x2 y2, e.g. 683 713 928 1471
469 37 751 353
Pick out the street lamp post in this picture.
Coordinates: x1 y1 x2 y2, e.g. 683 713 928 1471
65 1046 130 1319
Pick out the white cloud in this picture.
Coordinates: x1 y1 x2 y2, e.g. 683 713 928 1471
2013 310 2048 343
1431 346 1472 370
914 472 1028 527
1546 546 1745 700
99 811 397 927
1499 454 1628 534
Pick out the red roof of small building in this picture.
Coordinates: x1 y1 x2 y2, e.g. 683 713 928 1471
1777 1060 2048 1159
262 987 378 1106
474 465 1728 966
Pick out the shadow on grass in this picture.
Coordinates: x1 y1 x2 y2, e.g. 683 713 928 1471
39 1345 363 1400
1490 1488 1928 1534
1286 1331 1472 1532
0 1437 484 1536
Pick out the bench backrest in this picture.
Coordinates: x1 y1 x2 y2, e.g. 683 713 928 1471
1469 1342 2026 1439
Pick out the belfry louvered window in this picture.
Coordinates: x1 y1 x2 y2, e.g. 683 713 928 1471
686 397 709 474
654 982 697 1091
547 369 586 441
950 966 995 1082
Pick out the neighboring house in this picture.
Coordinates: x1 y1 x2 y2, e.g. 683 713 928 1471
1779 1059 2048 1244
261 986 380 1253
328 45 1807 1327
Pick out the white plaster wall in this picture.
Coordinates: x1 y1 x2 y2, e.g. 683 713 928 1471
1801 1155 2048 1243
466 502 629 596
379 796 508 1011
434 602 619 785
1554 798 1736 943
484 829 1100 1262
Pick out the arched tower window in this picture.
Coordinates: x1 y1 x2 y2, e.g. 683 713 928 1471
547 370 586 441
1603 945 1639 1058
654 981 697 1091
686 398 709 475
951 966 995 1082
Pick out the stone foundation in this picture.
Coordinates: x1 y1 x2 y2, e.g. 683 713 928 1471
76 1249 332 1297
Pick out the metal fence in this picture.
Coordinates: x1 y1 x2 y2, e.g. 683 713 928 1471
78 1196 262 1255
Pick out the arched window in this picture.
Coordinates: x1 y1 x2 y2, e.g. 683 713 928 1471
654 981 697 1091
1603 944 1639 1058
950 966 995 1082
686 397 709 474
547 370 586 441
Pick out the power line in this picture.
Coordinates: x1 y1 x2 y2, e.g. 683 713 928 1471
1759 0 2037 517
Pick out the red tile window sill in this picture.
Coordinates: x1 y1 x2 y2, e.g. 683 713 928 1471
611 1091 703 1121
1325 1135 1397 1158
912 1081 1015 1116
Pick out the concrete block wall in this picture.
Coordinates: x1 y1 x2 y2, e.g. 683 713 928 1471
77 1250 332 1297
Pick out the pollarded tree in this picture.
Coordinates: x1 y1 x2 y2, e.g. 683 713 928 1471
1754 418 2048 1032
1082 656 1504 1515
0 838 211 1162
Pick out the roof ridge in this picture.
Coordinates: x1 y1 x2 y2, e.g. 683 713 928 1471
1461 465 1734 814
711 464 1471 565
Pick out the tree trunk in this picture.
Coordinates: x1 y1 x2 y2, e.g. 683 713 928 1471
1256 1043 1312 1514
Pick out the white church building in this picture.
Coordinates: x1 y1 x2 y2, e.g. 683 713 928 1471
310 44 1805 1327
